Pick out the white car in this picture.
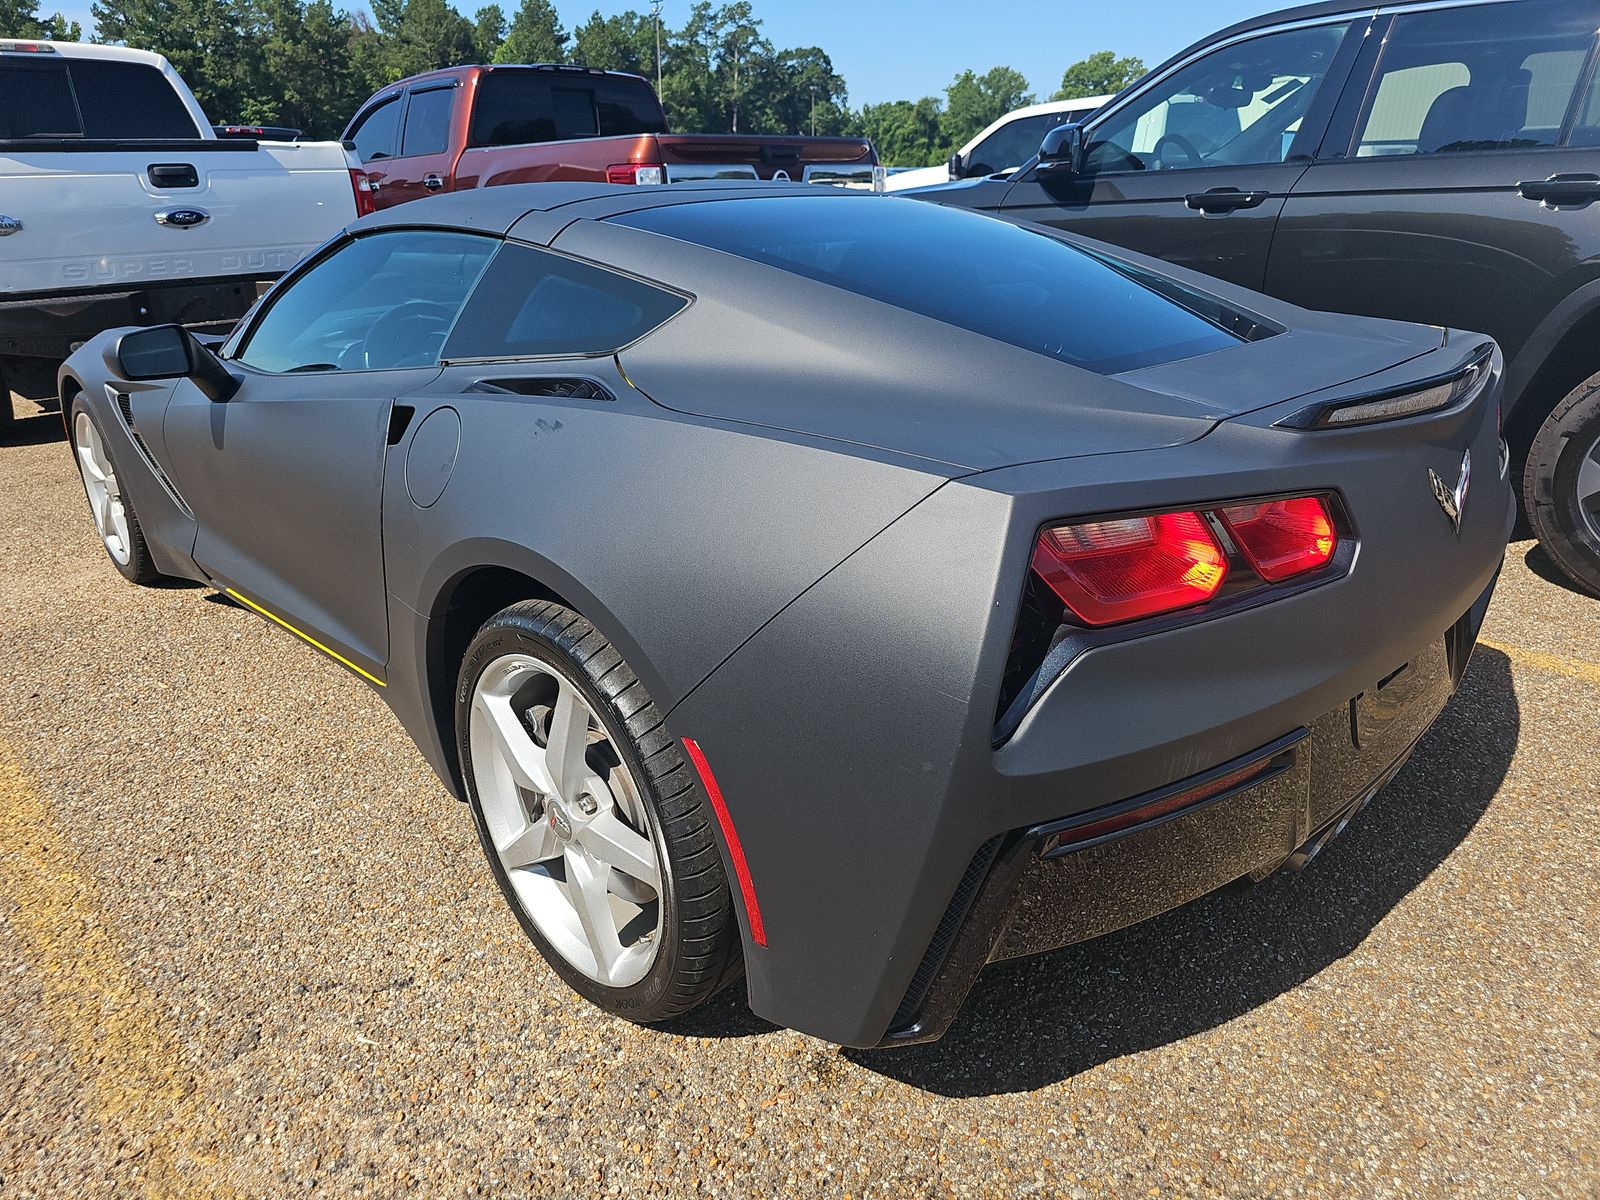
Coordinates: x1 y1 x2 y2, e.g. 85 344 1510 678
0 40 372 431
885 96 1113 192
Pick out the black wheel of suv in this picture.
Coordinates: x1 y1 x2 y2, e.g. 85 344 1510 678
68 396 163 585
1525 371 1600 598
456 600 743 1023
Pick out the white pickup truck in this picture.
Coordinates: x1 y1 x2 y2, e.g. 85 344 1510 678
0 40 373 431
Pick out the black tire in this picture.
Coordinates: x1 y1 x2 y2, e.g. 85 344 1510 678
1524 372 1600 598
68 396 163 585
455 600 743 1023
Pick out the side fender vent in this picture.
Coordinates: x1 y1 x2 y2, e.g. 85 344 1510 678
110 387 192 518
466 377 613 401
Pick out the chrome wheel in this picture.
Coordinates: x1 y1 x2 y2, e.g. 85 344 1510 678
469 653 663 987
1577 429 1600 543
73 411 132 566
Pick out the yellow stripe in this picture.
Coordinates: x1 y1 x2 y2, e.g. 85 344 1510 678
0 742 245 1199
224 587 387 687
1479 637 1600 686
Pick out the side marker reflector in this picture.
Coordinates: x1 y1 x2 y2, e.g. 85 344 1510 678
682 737 766 947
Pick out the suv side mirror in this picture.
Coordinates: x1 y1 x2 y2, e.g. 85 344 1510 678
112 324 239 403
947 150 966 181
1036 122 1086 178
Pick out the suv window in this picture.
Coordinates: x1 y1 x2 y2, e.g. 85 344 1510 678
1087 23 1349 173
236 231 496 373
350 96 401 162
1352 0 1599 157
401 86 454 157
0 58 200 139
443 243 687 360
968 114 1059 176
470 71 667 147
615 196 1257 374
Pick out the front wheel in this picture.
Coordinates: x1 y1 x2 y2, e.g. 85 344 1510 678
456 600 742 1023
70 399 162 584
1525 372 1600 597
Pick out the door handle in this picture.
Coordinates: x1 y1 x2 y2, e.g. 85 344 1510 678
423 174 445 191
1517 173 1600 206
1185 187 1270 213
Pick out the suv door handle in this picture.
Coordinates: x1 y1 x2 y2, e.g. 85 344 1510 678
1517 173 1600 206
423 174 445 191
1185 188 1270 213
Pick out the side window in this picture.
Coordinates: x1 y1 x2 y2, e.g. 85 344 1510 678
469 73 554 146
442 243 687 360
350 97 401 162
400 86 454 157
236 231 497 373
551 86 600 139
67 60 201 138
0 60 80 138
1087 23 1350 173
1572 63 1600 147
593 76 667 136
967 114 1056 176
1352 1 1598 157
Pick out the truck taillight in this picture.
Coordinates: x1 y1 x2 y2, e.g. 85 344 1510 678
350 169 376 217
1216 496 1337 582
607 163 665 185
1031 512 1228 627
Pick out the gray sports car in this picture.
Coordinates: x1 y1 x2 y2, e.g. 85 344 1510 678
60 184 1512 1048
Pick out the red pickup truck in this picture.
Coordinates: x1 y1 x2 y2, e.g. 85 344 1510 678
342 63 880 208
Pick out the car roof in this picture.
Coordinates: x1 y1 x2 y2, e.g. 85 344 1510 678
1173 0 1448 63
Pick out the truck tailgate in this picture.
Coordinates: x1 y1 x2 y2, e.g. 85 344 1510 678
0 141 354 297
657 134 875 181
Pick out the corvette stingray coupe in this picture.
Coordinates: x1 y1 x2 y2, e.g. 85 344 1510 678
61 184 1512 1047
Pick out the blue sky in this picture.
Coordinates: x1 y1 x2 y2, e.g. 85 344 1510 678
48 0 1277 106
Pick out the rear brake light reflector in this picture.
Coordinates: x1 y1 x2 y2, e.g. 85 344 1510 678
606 163 665 185
1217 495 1337 582
349 169 376 218
1031 511 1227 627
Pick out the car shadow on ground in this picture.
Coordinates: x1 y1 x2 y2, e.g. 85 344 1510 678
834 647 1519 1097
1 408 67 447
1522 542 1598 599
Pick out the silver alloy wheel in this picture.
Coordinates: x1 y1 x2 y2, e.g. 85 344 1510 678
1577 429 1600 543
73 411 132 566
469 653 663 987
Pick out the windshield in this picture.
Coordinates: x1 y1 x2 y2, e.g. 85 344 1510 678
612 196 1258 374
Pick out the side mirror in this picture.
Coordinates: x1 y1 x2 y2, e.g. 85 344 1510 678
947 151 966 181
1035 122 1087 178
112 324 239 403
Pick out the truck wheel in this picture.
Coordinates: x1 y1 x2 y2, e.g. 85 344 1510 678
1524 371 1600 598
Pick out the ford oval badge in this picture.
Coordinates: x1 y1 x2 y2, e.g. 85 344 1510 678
0 215 21 236
155 207 210 229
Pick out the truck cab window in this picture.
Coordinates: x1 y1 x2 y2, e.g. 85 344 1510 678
401 87 453 157
0 61 80 139
351 97 401 162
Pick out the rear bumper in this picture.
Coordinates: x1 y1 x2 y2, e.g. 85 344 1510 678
0 275 273 362
878 577 1494 1046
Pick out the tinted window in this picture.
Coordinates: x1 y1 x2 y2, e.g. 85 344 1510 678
1088 23 1348 172
470 71 666 147
401 86 454 156
237 231 496 373
444 243 687 359
70 59 200 138
351 96 401 162
967 113 1058 176
1353 1 1597 157
614 197 1249 374
0 61 80 138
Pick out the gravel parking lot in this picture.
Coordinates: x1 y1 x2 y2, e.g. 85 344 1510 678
2 393 1597 1199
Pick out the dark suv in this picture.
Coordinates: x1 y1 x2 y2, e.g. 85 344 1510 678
920 0 1600 596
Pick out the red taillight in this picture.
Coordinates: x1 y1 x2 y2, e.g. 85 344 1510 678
1032 511 1228 627
1217 496 1337 582
349 169 376 218
606 163 665 185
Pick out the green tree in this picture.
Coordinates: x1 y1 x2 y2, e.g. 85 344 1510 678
852 96 943 166
93 0 261 121
249 0 367 136
471 4 505 60
495 0 566 64
941 65 1032 153
2 0 80 39
658 1 719 131
1053 50 1144 101
572 9 655 77
758 46 847 136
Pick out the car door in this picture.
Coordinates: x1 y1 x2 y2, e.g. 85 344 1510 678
346 91 404 209
370 81 461 207
160 228 498 682
1266 0 1600 371
1000 17 1365 290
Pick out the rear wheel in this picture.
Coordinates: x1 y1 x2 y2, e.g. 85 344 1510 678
456 601 742 1023
70 399 161 584
1525 372 1600 597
